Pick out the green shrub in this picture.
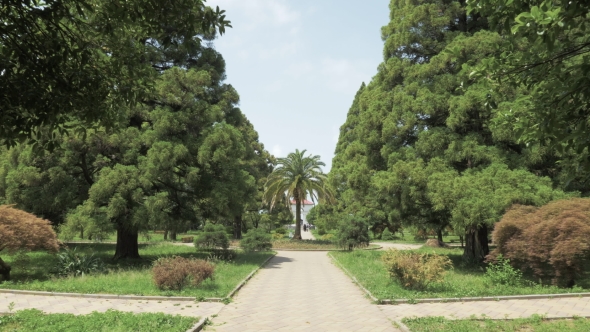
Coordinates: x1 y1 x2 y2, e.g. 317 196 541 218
272 232 285 240
275 227 286 234
240 229 272 252
320 233 334 241
485 255 524 287
54 248 105 277
194 224 229 250
317 227 326 236
335 215 370 250
381 249 452 290
381 228 395 241
205 249 238 262
152 256 214 291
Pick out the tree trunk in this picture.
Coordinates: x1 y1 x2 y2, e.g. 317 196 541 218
459 235 464 248
293 198 302 240
164 230 168 240
462 224 489 263
437 229 443 243
233 215 242 240
0 257 11 282
80 228 84 240
114 226 140 260
169 231 177 241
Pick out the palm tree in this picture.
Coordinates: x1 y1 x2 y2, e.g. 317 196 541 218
264 149 334 240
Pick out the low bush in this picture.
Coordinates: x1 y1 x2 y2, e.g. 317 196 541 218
317 227 326 236
240 229 272 252
205 249 238 262
381 249 452 290
320 233 334 241
485 255 524 287
381 228 395 241
152 256 214 291
54 248 105 277
271 232 284 240
489 198 590 287
194 224 229 250
335 215 370 250
274 227 286 234
181 236 194 243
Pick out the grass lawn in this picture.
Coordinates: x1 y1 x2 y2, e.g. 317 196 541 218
0 243 273 298
0 309 197 332
60 231 200 243
402 315 590 332
330 248 590 300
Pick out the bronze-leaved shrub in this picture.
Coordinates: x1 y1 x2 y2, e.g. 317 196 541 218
152 256 214 291
381 249 452 290
489 198 590 287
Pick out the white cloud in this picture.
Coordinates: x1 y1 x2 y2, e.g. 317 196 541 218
272 144 282 157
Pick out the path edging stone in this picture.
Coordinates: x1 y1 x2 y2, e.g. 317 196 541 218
186 316 209 332
328 252 378 303
328 252 590 305
226 252 276 299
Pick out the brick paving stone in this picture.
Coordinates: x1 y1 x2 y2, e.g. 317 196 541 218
0 292 224 318
207 251 400 331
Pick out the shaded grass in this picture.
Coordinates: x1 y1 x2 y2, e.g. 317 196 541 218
402 315 590 332
0 309 197 332
330 248 590 300
60 231 200 243
0 243 273 298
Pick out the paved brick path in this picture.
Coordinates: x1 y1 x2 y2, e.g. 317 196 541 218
1 249 589 331
208 251 399 331
378 297 590 320
0 292 224 317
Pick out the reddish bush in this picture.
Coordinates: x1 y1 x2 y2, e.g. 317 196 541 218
0 205 60 281
152 256 214 291
489 199 590 287
181 236 194 243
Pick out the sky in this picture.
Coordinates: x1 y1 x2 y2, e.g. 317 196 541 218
206 0 391 171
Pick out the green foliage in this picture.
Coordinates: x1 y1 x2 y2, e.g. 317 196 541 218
194 224 229 250
403 315 590 332
485 255 523 287
381 228 395 241
0 309 198 332
381 249 453 290
467 0 590 158
240 229 272 252
274 227 286 235
54 248 105 277
0 0 231 145
335 215 369 251
152 256 214 291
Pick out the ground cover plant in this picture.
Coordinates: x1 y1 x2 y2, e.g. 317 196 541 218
0 243 273 298
240 229 272 252
152 256 214 291
330 248 590 300
0 309 198 332
402 315 590 332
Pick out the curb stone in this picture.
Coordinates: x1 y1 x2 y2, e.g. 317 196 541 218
186 316 209 332
328 252 379 303
328 253 590 305
226 252 276 299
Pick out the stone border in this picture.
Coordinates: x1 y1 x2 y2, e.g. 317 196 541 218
0 252 277 303
186 316 209 332
226 252 276 298
328 252 378 303
328 252 590 305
